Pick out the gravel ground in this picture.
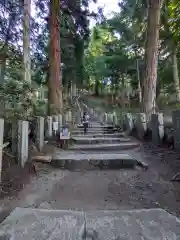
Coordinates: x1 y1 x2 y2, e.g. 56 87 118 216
1 141 180 222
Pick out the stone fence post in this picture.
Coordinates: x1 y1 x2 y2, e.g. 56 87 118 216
18 120 29 168
104 113 107 123
46 116 52 138
172 110 180 152
113 112 118 125
36 117 44 151
125 113 134 134
59 114 62 131
135 113 147 139
0 119 4 182
52 115 59 136
151 113 164 146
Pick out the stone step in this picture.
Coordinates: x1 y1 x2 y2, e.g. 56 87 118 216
72 129 121 134
52 153 137 169
72 132 126 138
77 124 114 129
1 208 179 239
69 142 140 151
72 136 131 144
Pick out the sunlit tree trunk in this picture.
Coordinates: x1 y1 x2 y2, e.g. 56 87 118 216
48 0 63 115
23 0 31 83
142 0 164 119
172 47 180 101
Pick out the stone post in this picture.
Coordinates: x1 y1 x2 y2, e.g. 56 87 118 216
136 113 147 139
76 111 81 125
121 112 126 130
151 113 164 146
125 113 134 133
0 119 4 182
113 112 118 125
46 116 53 138
104 113 107 123
53 115 59 122
59 114 62 131
68 111 72 122
52 115 59 136
172 110 180 152
36 117 44 151
17 120 29 168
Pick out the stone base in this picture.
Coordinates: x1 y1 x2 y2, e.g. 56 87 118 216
1 208 180 239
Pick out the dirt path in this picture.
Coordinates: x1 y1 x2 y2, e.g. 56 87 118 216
1 142 180 221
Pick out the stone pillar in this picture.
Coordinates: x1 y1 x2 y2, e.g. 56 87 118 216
151 113 164 146
68 111 72 123
136 113 147 139
76 111 81 124
52 115 59 135
17 120 29 168
46 116 52 138
121 112 126 130
172 110 180 152
0 119 4 182
125 113 134 133
59 114 62 131
36 117 44 151
113 112 118 125
53 115 59 122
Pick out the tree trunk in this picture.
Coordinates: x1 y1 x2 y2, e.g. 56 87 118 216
95 79 100 96
142 0 164 119
48 0 63 115
172 48 180 102
23 0 31 83
0 60 5 83
136 59 142 103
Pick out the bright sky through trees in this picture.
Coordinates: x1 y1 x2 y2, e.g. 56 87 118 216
90 0 120 27
31 0 120 27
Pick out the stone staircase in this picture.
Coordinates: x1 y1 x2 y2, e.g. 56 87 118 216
52 121 140 170
0 115 180 239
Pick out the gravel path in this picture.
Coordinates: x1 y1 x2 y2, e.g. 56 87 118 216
1 141 180 222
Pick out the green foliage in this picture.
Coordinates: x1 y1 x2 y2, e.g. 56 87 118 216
0 79 45 120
